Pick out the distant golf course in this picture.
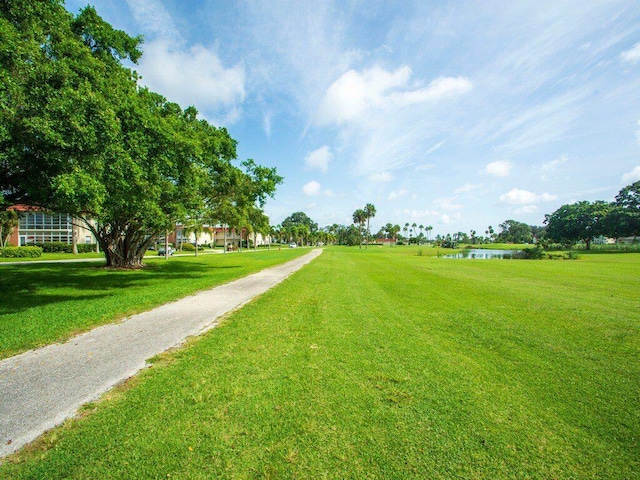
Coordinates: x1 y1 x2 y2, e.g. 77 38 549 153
1 246 638 478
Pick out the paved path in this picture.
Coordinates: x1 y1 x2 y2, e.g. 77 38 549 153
0 249 322 458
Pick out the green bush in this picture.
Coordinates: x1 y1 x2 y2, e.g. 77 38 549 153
522 245 544 259
564 251 580 260
34 242 71 253
0 246 43 258
33 242 97 253
181 243 196 251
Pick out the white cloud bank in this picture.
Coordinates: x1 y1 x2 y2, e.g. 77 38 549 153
316 66 472 125
304 146 333 172
499 188 557 205
485 160 512 177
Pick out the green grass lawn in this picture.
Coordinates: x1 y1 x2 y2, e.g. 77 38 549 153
0 248 308 359
2 247 639 478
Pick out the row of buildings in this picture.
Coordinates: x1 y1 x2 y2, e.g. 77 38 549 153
4 205 269 249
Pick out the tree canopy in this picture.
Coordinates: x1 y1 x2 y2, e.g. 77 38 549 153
545 201 610 249
0 1 281 267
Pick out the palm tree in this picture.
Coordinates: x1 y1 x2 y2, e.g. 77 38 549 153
363 203 376 249
183 219 206 256
486 225 494 243
403 223 409 245
411 223 417 244
392 224 401 246
419 224 424 244
353 209 367 249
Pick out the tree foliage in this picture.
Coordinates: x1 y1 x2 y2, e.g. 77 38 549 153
545 201 610 249
0 1 280 267
497 219 533 244
608 180 640 239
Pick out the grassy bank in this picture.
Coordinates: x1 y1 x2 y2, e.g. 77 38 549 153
2 247 639 478
0 248 308 359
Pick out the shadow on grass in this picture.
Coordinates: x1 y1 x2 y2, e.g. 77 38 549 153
0 260 242 316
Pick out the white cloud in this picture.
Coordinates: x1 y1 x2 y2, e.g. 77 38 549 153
485 160 512 177
620 42 640 64
515 205 539 214
139 40 245 124
302 181 322 196
622 166 640 184
125 0 245 125
499 188 557 205
369 172 394 183
304 146 333 172
316 66 472 125
388 189 408 200
454 182 481 194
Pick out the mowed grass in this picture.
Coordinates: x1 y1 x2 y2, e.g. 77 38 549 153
2 247 639 478
0 248 309 359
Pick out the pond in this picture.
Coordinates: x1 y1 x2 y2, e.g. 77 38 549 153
444 248 524 259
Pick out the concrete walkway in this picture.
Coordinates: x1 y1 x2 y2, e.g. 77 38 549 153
0 249 322 458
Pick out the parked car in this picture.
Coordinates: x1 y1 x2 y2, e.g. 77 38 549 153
289 243 297 248
157 246 173 256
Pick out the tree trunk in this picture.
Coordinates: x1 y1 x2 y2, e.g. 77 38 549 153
72 221 78 255
366 219 369 249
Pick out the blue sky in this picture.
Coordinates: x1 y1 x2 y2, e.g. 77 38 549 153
65 0 640 236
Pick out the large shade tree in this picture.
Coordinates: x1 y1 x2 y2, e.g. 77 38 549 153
0 1 280 267
545 201 610 250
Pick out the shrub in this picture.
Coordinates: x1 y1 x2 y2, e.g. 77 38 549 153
33 242 97 253
521 245 544 259
0 246 43 258
564 251 580 260
181 243 196 251
34 242 71 253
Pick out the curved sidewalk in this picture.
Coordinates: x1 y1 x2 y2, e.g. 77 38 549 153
0 249 322 458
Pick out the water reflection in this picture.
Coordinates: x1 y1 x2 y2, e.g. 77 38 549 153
444 248 524 259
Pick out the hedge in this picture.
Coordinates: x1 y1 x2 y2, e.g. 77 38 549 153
33 242 97 253
0 246 43 258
